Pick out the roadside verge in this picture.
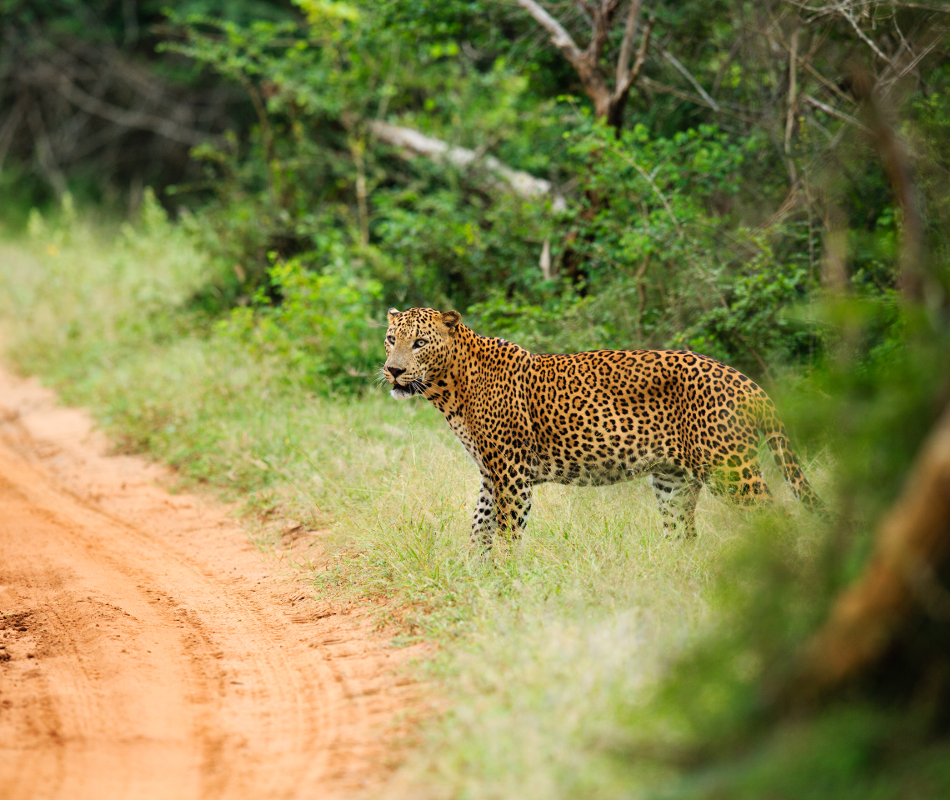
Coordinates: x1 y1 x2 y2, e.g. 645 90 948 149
0 365 424 800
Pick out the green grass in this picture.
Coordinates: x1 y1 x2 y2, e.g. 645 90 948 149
2 200 911 800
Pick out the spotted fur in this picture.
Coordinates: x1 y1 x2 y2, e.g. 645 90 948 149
383 307 825 548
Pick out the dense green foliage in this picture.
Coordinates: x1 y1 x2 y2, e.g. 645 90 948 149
5 1 949 384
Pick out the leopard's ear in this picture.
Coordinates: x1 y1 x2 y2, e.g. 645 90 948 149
440 310 461 333
387 307 400 323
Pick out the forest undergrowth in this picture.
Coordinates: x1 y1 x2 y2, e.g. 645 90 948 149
0 202 870 800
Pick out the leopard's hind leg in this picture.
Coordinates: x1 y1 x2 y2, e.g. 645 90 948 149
649 471 703 538
707 452 774 507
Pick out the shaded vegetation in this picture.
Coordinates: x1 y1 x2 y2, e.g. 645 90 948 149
5 1 949 379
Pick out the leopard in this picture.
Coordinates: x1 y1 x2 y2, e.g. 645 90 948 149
382 306 826 549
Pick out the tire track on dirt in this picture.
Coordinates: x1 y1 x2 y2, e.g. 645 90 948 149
0 368 422 800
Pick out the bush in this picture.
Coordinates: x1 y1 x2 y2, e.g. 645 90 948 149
466 122 821 375
219 253 384 393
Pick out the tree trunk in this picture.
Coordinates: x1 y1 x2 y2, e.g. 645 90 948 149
789 401 950 706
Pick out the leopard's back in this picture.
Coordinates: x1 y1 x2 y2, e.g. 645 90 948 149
526 349 772 490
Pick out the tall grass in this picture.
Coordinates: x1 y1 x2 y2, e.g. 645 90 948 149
0 201 837 799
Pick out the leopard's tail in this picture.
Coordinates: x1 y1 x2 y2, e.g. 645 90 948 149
758 410 829 517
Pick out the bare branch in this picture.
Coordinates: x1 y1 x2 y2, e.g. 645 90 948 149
772 22 859 112
842 7 898 69
879 36 941 96
516 0 587 72
56 120 132 166
800 58 857 107
615 0 643 86
609 144 680 234
802 94 870 132
640 76 757 124
518 0 653 128
0 96 26 175
790 1 950 11
26 103 68 196
517 0 612 115
853 69 927 302
821 203 848 292
574 0 597 21
659 46 719 112
348 135 370 246
37 68 211 146
540 237 552 280
785 27 800 157
711 33 746 97
614 14 653 100
587 0 623 63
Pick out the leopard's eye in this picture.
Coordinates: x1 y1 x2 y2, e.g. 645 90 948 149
385 335 395 345
413 339 428 348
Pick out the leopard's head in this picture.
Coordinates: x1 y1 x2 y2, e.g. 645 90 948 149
383 307 461 399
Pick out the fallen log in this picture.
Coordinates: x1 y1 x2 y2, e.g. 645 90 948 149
368 120 566 211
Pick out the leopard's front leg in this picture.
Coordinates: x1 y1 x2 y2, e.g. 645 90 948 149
491 476 532 545
470 476 497 549
484 458 533 547
471 425 535 550
470 473 532 551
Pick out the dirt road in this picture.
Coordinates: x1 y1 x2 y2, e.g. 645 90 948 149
0 367 419 799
